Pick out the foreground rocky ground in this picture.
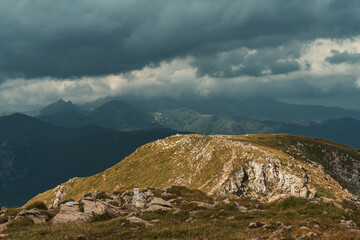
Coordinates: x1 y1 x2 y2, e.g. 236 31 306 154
1 186 360 239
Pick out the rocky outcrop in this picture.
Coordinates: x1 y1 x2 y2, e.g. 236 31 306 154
16 208 48 224
52 192 124 223
222 161 316 201
143 197 175 212
52 202 89 223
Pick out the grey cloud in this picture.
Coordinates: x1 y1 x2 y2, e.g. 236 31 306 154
0 0 360 79
193 45 302 78
326 50 360 64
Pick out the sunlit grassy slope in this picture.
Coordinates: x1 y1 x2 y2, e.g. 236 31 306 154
27 134 360 207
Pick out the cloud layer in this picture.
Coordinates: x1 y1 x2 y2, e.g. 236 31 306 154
1 0 360 111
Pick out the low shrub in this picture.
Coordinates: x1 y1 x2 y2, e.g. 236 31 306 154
92 211 113 222
7 217 34 228
4 208 22 216
0 216 8 224
272 197 307 211
26 201 47 210
95 192 112 200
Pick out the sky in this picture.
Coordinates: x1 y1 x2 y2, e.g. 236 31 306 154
1 0 360 112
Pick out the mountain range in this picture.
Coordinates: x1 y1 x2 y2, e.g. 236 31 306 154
34 97 360 148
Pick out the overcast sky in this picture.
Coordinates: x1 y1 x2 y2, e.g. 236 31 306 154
1 0 360 112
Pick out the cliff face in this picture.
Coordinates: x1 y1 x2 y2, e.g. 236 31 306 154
27 134 360 207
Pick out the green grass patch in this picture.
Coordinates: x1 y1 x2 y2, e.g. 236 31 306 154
95 192 112 200
314 184 334 199
26 201 48 210
92 211 113 222
7 217 34 228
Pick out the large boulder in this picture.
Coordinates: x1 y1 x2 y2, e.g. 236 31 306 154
52 202 89 223
16 208 48 224
144 197 175 212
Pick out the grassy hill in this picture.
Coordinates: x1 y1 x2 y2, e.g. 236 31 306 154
27 134 360 207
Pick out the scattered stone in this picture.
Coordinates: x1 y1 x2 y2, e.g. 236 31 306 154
340 220 357 228
185 217 193 222
76 234 86 240
274 229 285 234
227 216 235 220
223 199 231 204
314 224 320 229
161 192 172 197
261 224 271 229
275 221 283 226
300 226 310 231
143 197 175 212
126 216 147 224
0 208 7 215
0 234 9 238
249 222 264 228
348 229 360 234
305 232 317 237
235 202 248 212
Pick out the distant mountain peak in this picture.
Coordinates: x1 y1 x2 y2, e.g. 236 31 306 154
38 99 78 116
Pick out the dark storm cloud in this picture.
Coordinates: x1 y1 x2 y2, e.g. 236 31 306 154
326 50 360 64
1 0 360 79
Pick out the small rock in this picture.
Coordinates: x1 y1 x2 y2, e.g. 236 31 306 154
223 199 231 204
145 222 154 228
275 221 283 226
273 228 285 234
340 220 357 228
314 224 320 229
76 234 86 240
235 202 248 212
300 226 310 231
249 222 264 228
145 197 174 212
285 225 293 230
227 216 235 220
185 217 193 222
0 208 7 214
161 192 172 197
127 216 147 224
261 224 271 229
0 234 9 238
305 232 317 237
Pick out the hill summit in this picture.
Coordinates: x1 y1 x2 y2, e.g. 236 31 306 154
28 134 360 206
